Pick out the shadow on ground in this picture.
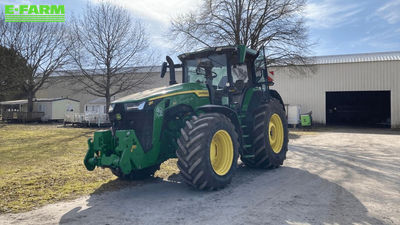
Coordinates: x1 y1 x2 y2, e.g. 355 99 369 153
288 132 301 139
292 126 400 135
59 165 384 225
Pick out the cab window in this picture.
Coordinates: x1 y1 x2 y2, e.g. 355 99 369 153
231 64 248 83
184 54 228 89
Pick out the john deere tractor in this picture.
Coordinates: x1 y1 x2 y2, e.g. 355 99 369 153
84 45 288 190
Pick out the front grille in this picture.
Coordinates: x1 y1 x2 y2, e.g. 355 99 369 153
109 103 154 152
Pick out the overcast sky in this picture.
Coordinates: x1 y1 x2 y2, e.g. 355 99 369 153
1 0 400 60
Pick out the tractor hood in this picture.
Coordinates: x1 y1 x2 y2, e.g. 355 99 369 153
113 83 209 103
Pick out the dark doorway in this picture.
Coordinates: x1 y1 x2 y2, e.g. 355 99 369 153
326 91 391 127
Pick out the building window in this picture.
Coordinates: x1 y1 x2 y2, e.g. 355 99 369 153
38 104 46 112
66 104 74 112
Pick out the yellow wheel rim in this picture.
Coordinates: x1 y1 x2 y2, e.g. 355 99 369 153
269 113 284 154
210 130 234 176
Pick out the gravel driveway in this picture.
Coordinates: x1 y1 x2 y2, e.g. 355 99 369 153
1 128 399 225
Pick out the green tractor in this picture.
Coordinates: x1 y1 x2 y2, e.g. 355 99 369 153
84 45 288 190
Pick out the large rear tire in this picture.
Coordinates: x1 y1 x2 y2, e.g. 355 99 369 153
110 164 160 180
177 113 239 190
241 98 288 168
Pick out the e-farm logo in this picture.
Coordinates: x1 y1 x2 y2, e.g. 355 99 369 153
4 5 65 22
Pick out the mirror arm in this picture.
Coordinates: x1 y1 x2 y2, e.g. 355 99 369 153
166 56 177 85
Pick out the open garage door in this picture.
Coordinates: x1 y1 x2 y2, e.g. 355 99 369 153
326 91 391 127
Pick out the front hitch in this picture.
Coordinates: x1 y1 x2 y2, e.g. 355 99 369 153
84 138 96 171
83 130 113 170
83 129 149 175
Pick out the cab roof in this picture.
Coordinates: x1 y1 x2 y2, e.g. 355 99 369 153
178 45 258 63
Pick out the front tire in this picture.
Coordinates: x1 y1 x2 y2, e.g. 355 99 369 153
177 113 239 190
242 98 288 168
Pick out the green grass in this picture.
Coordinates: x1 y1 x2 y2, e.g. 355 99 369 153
0 124 179 213
0 123 304 213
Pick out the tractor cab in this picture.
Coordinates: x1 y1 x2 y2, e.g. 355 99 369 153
161 45 269 110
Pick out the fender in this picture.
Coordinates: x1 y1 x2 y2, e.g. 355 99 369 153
269 89 285 111
196 105 240 130
196 105 243 152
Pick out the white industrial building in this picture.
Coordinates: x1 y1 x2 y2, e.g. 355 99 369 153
272 51 400 128
35 51 399 128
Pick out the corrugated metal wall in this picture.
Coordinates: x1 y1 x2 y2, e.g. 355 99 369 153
36 71 182 113
272 60 400 128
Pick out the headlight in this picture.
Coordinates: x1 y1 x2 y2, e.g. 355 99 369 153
125 101 146 111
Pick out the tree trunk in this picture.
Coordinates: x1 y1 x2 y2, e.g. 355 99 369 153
27 91 34 113
105 91 111 113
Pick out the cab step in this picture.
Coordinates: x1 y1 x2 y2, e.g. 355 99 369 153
243 144 252 149
241 154 255 159
238 114 246 119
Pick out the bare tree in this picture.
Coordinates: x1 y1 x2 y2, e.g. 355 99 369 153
0 17 69 111
68 2 150 112
171 0 311 65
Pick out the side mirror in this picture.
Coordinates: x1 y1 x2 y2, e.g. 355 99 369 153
160 62 168 78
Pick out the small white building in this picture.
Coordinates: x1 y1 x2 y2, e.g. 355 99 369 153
64 98 110 126
0 97 80 122
84 98 107 114
84 98 109 126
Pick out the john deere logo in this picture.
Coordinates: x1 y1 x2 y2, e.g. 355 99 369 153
4 5 65 22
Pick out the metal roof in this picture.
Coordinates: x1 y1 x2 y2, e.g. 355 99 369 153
310 51 400 65
0 99 28 105
52 66 163 77
0 97 79 105
49 51 400 77
87 98 106 104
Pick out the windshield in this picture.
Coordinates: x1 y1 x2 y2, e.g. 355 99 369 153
184 54 228 89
